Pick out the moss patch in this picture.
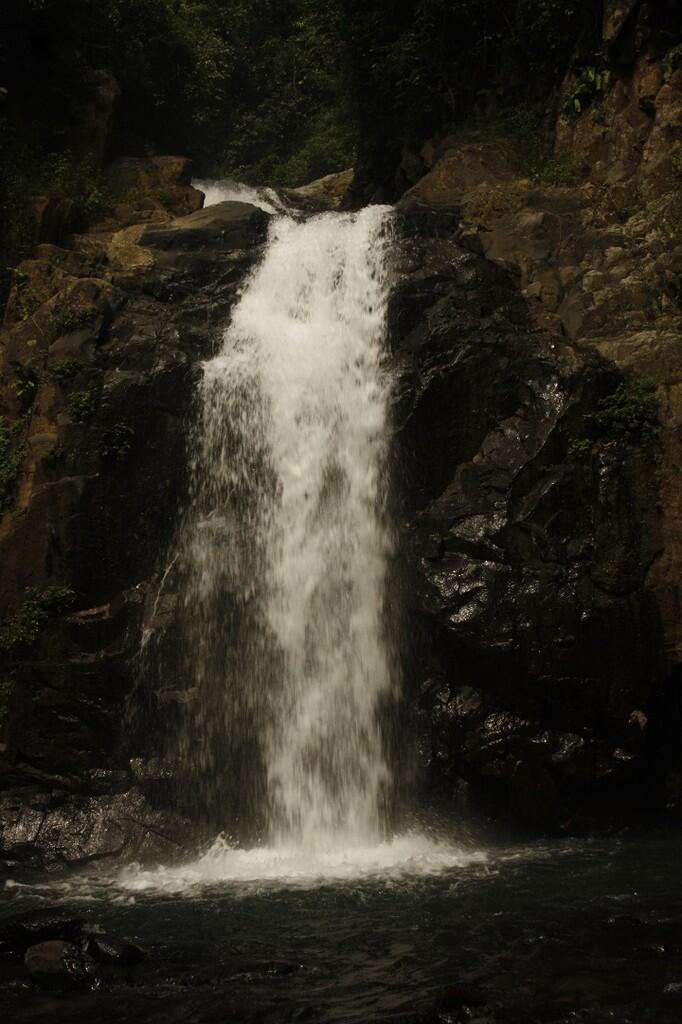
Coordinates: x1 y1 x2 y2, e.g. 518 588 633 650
0 586 75 655
68 387 98 422
0 416 27 513
49 304 97 338
98 423 134 462
589 381 660 444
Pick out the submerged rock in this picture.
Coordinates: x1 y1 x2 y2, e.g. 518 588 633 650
84 932 144 966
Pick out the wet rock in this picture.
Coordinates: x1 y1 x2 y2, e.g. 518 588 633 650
85 932 144 966
662 981 682 1002
140 200 269 253
392 201 662 827
24 939 101 990
509 761 559 826
439 984 487 1010
0 788 192 871
282 169 354 212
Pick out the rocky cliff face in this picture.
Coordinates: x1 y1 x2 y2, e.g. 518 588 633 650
388 4 682 830
390 212 664 831
0 168 269 870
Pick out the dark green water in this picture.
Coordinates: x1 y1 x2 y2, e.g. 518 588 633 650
2 832 682 1023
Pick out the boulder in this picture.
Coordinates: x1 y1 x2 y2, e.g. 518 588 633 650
139 200 270 253
24 939 101 990
105 155 204 223
282 169 354 212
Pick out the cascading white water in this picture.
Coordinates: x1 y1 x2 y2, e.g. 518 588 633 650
186 205 397 849
193 177 287 214
124 198 487 887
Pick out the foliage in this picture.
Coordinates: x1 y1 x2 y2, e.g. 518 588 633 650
0 120 111 308
270 111 355 187
0 124 35 297
42 151 112 219
535 153 585 187
0 676 13 726
41 442 65 472
49 305 97 337
0 586 75 655
8 267 39 321
663 43 682 82
0 416 27 514
567 437 592 462
320 0 602 196
562 62 612 116
589 381 660 444
0 0 620 273
1 1 356 184
10 360 40 408
99 422 134 461
68 387 98 422
0 0 363 298
47 358 82 381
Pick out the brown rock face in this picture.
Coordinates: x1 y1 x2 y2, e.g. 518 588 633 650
603 1 640 45
103 155 204 227
281 168 355 211
0 199 269 870
389 208 664 831
388 18 682 829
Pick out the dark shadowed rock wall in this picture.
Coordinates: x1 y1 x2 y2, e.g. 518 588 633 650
390 212 665 831
0 194 268 870
384 4 682 830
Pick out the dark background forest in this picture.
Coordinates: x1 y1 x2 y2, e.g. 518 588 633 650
1 0 681 304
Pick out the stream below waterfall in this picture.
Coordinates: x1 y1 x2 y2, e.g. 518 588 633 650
3 832 682 1022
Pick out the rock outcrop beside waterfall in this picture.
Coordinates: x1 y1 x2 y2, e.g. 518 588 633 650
0 185 269 869
389 12 682 829
391 213 663 830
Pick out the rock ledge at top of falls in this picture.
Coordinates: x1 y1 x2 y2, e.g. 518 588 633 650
280 168 354 212
139 200 270 252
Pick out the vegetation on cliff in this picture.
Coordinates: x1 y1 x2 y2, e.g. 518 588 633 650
0 0 354 304
3 1 682 292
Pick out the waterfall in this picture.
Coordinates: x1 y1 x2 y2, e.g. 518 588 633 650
193 178 287 214
180 205 397 850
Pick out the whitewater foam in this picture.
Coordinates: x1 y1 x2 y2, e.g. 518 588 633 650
117 834 488 892
178 206 398 848
193 177 286 214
